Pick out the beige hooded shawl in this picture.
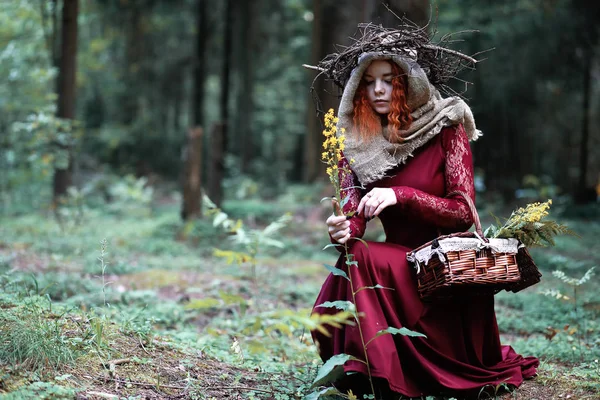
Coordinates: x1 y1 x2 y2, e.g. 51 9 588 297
337 52 482 185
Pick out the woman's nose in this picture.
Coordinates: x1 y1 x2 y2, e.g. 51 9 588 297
375 80 385 94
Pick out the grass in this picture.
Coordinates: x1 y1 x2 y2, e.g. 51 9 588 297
0 186 599 399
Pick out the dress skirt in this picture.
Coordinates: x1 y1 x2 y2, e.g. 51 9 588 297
311 240 539 399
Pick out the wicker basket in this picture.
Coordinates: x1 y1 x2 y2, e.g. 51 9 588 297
406 191 541 300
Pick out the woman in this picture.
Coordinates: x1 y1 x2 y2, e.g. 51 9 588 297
311 51 538 399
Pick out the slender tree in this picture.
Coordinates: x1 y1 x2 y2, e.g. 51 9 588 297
209 0 233 206
238 0 256 173
53 0 79 201
182 0 208 219
191 0 207 130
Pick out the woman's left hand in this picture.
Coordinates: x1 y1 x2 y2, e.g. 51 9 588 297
357 188 397 219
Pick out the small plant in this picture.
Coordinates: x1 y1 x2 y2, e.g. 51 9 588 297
97 238 110 307
477 381 513 399
204 194 291 288
0 301 76 371
106 175 154 216
542 267 596 361
484 199 577 246
307 109 426 400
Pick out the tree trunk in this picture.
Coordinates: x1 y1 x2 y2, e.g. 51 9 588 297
191 0 207 129
302 0 323 183
239 0 256 173
121 4 143 125
576 44 593 203
182 128 203 219
208 0 233 206
53 0 79 201
209 123 226 207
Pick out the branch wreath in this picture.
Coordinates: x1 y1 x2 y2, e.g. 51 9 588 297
304 9 493 118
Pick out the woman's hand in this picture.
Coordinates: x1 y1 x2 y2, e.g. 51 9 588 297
357 188 397 219
326 199 351 244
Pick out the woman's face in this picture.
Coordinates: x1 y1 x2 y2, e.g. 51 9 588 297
363 60 394 115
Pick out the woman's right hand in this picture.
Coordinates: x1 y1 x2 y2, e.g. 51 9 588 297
326 199 351 244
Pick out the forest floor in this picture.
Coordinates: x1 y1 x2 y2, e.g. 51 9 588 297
0 187 599 400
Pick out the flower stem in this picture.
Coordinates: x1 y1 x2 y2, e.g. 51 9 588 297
345 246 376 397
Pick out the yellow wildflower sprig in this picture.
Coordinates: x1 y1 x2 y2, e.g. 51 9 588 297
318 108 378 398
486 199 578 247
321 108 353 210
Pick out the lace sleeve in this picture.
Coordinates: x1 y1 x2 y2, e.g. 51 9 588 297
329 155 367 246
391 124 475 231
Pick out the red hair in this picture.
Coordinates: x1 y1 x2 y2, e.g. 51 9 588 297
352 62 413 142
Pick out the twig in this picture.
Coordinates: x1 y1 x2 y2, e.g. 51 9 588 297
308 9 489 101
86 392 118 399
138 337 151 355
103 358 131 367
199 386 275 395
302 64 325 72
422 44 478 64
97 376 186 390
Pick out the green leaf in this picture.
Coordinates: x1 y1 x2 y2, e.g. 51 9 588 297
323 263 349 280
262 213 292 236
376 326 427 339
340 194 350 208
316 301 355 313
366 326 427 348
303 387 341 400
310 353 360 388
483 224 497 238
322 243 343 250
213 212 229 227
218 291 247 306
354 284 393 294
320 196 336 204
260 237 285 248
184 298 221 310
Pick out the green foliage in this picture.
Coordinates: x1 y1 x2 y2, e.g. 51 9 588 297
11 108 83 171
310 354 360 388
553 268 595 287
0 1 58 214
0 299 76 371
2 187 599 397
205 193 292 283
0 381 77 400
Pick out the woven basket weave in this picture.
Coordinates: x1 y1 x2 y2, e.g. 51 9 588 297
407 191 541 300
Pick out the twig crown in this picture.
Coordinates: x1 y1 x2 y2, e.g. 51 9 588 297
306 15 488 98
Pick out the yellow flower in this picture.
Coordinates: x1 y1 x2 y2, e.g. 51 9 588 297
350 158 355 164
321 152 328 160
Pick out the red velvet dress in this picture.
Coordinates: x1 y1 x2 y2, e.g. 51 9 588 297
311 125 538 398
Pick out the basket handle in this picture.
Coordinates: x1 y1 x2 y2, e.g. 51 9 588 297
446 190 484 238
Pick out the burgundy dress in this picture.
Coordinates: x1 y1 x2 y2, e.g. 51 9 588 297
311 125 538 398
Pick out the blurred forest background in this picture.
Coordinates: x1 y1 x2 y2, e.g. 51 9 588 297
1 0 599 213
1 1 600 399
